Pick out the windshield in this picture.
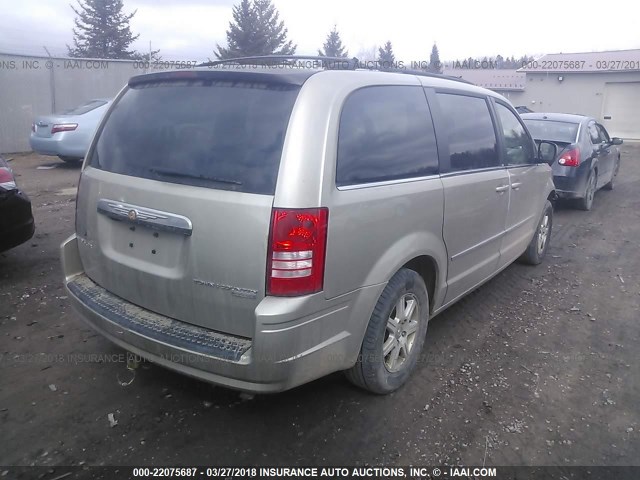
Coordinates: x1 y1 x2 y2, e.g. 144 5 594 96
89 79 300 194
523 119 580 143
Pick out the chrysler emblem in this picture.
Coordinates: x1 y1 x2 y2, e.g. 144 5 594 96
128 209 138 221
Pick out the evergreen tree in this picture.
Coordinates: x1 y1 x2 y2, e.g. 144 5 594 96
67 0 142 59
377 41 395 67
428 43 442 73
215 0 296 59
318 26 348 58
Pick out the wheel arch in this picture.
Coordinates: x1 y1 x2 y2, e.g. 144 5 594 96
402 256 439 314
361 231 448 314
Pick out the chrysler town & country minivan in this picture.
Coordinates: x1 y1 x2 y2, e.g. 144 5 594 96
61 58 557 394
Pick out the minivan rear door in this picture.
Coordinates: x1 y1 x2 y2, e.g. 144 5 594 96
432 91 509 304
75 70 304 338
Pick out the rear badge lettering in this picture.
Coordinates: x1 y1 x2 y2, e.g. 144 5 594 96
193 279 258 299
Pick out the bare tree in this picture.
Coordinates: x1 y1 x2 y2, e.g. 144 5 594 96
355 45 378 65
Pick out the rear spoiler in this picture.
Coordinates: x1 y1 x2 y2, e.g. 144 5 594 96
128 69 314 87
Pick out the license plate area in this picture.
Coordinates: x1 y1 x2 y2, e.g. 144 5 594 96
96 199 191 276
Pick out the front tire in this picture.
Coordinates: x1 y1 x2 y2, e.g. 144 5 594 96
519 200 553 265
346 268 429 394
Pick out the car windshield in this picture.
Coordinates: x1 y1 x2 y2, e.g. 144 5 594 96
61 100 108 115
523 119 579 143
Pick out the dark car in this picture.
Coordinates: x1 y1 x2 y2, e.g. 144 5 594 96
515 105 534 114
521 113 622 211
0 156 35 252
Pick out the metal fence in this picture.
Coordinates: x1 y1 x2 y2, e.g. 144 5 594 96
0 52 159 153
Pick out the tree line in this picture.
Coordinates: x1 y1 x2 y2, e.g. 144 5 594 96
67 0 531 71
448 55 536 70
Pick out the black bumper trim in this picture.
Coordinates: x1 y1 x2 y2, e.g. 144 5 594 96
67 274 251 362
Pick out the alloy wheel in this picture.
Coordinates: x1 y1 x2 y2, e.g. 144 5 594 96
537 213 550 255
383 293 420 372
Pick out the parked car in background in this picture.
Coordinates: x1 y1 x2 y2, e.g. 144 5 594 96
0 156 35 252
522 113 622 211
29 99 111 163
61 59 557 395
515 106 534 114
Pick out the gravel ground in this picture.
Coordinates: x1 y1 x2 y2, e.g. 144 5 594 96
1 147 639 469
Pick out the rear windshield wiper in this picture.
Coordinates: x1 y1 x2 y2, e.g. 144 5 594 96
150 167 243 185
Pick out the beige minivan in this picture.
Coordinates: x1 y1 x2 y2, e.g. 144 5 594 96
61 57 557 394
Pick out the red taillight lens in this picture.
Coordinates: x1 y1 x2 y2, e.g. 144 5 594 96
0 167 17 190
558 148 580 167
267 208 329 297
51 123 78 134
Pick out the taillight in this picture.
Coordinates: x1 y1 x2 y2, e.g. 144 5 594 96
558 148 580 167
0 167 17 190
51 123 78 134
267 208 329 297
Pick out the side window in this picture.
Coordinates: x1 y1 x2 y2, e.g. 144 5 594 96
596 124 610 143
435 93 499 172
588 122 602 144
336 86 438 186
495 103 535 165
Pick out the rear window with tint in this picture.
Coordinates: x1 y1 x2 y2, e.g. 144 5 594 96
89 80 300 194
337 86 439 186
435 93 499 172
522 119 579 144
62 100 108 115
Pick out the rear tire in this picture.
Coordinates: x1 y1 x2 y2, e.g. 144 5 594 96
58 156 82 163
345 268 429 394
519 200 553 265
577 171 597 211
603 159 619 191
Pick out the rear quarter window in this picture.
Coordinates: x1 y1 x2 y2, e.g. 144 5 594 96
89 79 300 195
336 86 439 187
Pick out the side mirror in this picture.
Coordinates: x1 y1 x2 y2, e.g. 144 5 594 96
611 137 623 145
537 141 557 164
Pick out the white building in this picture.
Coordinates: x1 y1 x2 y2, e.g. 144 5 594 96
445 49 640 140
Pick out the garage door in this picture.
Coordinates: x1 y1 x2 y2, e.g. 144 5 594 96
602 82 640 139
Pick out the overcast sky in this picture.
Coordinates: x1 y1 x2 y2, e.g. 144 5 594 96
1 0 639 62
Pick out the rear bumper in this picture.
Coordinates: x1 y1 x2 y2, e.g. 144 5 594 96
29 133 86 158
554 189 582 199
0 190 35 252
553 173 588 199
61 234 381 393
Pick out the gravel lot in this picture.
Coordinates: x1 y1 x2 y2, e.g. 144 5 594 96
1 147 639 469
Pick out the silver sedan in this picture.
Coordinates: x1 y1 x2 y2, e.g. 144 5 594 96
29 99 111 163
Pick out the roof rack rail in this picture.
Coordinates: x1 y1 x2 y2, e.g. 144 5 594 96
196 55 475 85
198 55 360 70
381 67 474 85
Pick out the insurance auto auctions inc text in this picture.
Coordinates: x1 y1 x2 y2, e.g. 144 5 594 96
254 466 497 477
